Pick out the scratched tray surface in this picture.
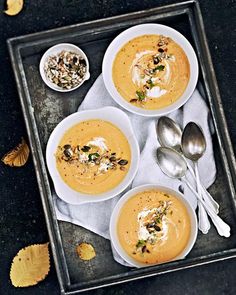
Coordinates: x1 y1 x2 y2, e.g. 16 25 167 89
8 2 236 292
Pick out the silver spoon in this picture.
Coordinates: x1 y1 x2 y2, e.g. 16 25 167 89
181 122 210 234
157 116 219 214
157 116 182 152
156 147 230 238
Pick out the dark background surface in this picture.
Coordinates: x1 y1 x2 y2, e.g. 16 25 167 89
0 0 235 294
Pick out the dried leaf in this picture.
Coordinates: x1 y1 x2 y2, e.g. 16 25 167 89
2 138 30 167
10 243 50 287
4 0 24 16
76 243 96 261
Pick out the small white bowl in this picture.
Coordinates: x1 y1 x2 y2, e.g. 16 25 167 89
110 184 198 268
39 43 90 92
46 107 140 205
102 23 198 117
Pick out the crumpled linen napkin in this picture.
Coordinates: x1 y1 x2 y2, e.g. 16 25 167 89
54 74 216 266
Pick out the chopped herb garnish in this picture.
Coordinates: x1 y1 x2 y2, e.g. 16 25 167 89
81 145 91 152
88 153 100 162
136 90 146 101
155 217 161 224
154 65 165 72
136 239 146 248
146 79 155 88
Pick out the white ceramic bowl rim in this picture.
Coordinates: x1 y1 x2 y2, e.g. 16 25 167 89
110 184 198 268
46 106 140 205
39 43 90 92
102 23 199 117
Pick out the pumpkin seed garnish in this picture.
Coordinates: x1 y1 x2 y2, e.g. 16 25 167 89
64 149 73 158
153 56 160 64
118 159 128 166
81 145 91 152
130 98 138 103
120 166 126 171
57 141 129 177
109 156 117 162
88 153 100 162
154 224 161 232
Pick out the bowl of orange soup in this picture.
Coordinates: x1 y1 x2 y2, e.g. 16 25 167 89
102 24 198 117
46 107 139 204
110 184 197 267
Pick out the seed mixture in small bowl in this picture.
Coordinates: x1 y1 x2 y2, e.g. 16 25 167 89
39 43 90 92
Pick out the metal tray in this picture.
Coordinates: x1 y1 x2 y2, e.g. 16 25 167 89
7 1 236 294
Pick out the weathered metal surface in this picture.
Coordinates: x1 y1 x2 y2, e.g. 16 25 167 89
7 1 236 294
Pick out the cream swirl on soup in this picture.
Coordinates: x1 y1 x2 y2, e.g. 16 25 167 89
112 34 190 110
117 190 191 265
55 120 131 195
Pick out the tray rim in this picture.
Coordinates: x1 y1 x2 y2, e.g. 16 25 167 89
7 0 236 294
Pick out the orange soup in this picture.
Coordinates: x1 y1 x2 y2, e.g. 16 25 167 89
55 120 131 194
117 190 191 264
112 34 190 110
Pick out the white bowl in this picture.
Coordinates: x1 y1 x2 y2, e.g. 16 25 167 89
102 23 198 117
46 107 140 205
39 43 90 92
110 184 198 268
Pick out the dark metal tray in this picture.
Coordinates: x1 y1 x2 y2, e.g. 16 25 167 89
7 1 236 294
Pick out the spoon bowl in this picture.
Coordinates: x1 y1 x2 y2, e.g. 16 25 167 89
182 122 210 234
157 116 182 151
181 122 206 161
156 147 187 179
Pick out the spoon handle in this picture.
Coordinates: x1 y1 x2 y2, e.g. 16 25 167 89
183 178 231 238
200 185 220 214
187 162 219 214
195 163 211 234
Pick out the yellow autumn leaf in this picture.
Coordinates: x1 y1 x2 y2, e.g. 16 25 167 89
4 0 24 16
2 137 30 167
76 243 96 261
10 243 50 287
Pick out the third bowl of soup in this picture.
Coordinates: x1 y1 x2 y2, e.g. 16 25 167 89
110 184 198 267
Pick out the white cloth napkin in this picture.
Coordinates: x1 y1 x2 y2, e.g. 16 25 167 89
54 74 216 266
